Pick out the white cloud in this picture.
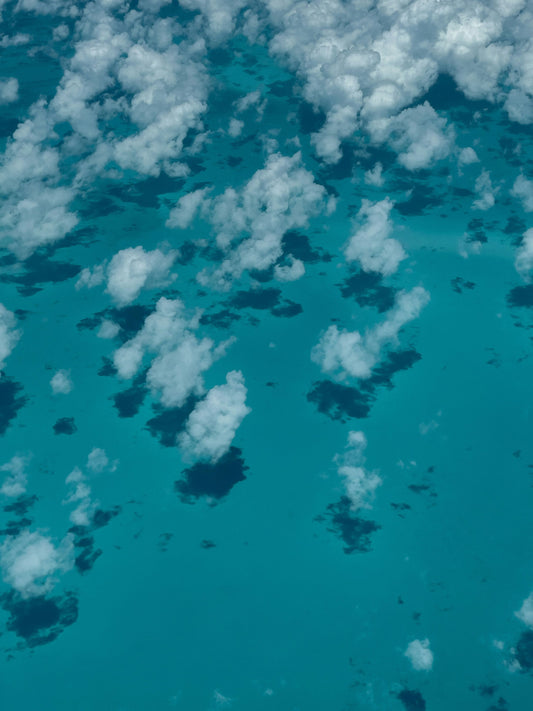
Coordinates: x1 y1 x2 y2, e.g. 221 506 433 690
515 228 533 280
97 320 120 339
336 431 381 511
196 152 335 288
228 118 244 137
76 247 177 306
274 256 305 282
345 198 406 276
472 170 497 210
166 187 211 229
0 304 20 369
405 638 434 671
63 467 96 527
50 369 73 395
87 447 116 473
179 370 250 461
0 78 18 105
516 592 533 628
0 455 29 498
364 162 384 187
312 286 430 379
0 530 74 598
458 146 479 165
511 174 533 212
114 297 233 408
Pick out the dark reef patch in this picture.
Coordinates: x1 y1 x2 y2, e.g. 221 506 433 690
53 417 77 435
146 396 198 447
175 447 248 504
396 689 426 711
320 496 380 554
1 590 78 648
308 349 421 421
112 369 147 418
0 377 27 436
339 270 396 312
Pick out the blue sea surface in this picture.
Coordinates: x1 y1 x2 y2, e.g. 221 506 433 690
0 3 533 711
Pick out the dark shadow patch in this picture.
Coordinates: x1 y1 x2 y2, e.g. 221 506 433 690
298 101 326 134
338 270 396 312
157 532 173 552
318 142 357 181
68 506 122 574
98 357 117 377
394 183 442 216
226 155 242 168
77 304 153 343
146 396 198 447
466 217 488 244
504 215 526 244
78 194 122 219
3 494 38 516
53 417 77 435
507 285 533 308
112 369 147 418
515 630 533 672
0 377 27 435
1 590 78 648
0 517 33 536
320 496 380 554
200 309 241 329
0 254 81 297
268 79 294 98
451 276 476 293
201 539 216 549
249 266 274 283
422 74 493 115
228 287 303 319
308 349 421 421
207 47 232 66
177 240 197 265
175 446 248 504
281 230 331 263
108 175 185 208
396 689 426 711
73 537 102 575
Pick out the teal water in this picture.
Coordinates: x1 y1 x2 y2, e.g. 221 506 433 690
0 4 533 711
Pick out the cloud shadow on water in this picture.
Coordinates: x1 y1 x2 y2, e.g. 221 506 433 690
318 496 380 554
1 590 78 649
175 447 248 504
146 396 198 447
338 270 397 312
0 376 27 436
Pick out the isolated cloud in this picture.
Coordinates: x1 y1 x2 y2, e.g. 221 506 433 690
405 638 434 671
63 467 96 527
179 370 251 461
516 592 533 628
0 455 29 498
511 174 533 212
336 431 382 511
50 370 73 395
472 170 497 210
0 77 18 104
515 228 533 280
0 530 74 598
312 286 430 379
345 198 406 276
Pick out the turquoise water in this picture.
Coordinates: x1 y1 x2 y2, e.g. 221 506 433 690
0 4 533 711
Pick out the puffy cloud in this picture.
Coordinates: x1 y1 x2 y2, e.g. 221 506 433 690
166 187 211 229
274 256 305 282
0 455 29 498
0 304 20 368
344 198 406 276
196 152 335 288
336 431 382 511
50 370 73 395
404 638 434 671
77 247 177 306
87 447 116 473
472 170 497 210
515 228 533 280
63 467 96 527
228 118 244 137
97 320 120 339
178 370 250 461
458 146 480 165
0 530 74 598
364 162 384 187
511 174 533 212
113 297 233 408
516 592 533 628
368 103 455 171
0 78 18 104
312 286 430 379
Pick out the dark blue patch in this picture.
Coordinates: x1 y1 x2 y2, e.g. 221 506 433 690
298 101 326 134
175 447 248 504
249 266 275 283
98 357 117 377
396 689 426 711
281 230 332 264
112 369 147 418
507 285 533 308
515 630 533 671
451 277 476 293
319 496 380 554
394 183 442 216
0 376 27 435
146 396 198 447
200 309 241 329
53 417 77 435
0 253 81 296
228 288 303 319
0 517 33 536
339 270 397 312
3 494 37 516
200 539 216 549
1 591 78 648
466 218 489 244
